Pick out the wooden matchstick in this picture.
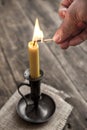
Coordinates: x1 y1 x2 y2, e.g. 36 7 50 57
36 38 53 43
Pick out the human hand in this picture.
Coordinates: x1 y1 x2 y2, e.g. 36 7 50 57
53 0 87 49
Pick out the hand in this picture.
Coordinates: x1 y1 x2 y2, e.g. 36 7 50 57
53 0 87 49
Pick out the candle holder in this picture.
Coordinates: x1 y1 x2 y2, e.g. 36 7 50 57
16 69 56 123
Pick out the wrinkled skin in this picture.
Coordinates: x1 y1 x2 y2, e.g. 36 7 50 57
53 0 87 49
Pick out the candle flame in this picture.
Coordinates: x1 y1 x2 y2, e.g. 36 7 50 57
32 18 43 42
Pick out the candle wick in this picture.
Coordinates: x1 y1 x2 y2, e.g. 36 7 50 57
33 41 36 46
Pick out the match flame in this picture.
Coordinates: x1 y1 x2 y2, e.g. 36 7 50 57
32 18 43 42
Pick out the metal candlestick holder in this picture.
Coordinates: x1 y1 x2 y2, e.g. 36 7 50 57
16 69 56 123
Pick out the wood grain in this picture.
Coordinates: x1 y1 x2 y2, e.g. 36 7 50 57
0 0 87 129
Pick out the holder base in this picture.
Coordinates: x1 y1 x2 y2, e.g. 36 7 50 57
17 93 56 123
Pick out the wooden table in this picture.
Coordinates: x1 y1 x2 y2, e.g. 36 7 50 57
0 0 87 129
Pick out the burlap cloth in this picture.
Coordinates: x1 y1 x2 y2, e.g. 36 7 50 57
0 83 73 130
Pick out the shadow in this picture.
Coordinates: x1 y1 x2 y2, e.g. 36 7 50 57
15 112 49 129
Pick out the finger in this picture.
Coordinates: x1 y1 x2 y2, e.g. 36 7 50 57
53 10 86 44
61 0 74 8
59 7 67 18
60 41 69 49
57 28 87 49
69 29 87 46
59 28 87 49
53 11 78 43
53 0 75 43
58 0 74 18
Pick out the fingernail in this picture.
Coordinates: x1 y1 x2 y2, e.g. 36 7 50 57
53 34 61 43
62 11 66 16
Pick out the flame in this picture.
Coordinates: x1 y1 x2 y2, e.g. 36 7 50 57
32 18 43 42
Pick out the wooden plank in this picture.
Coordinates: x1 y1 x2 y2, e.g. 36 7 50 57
0 44 16 108
13 0 87 129
0 77 9 108
0 0 87 129
15 0 87 98
0 0 34 109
